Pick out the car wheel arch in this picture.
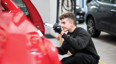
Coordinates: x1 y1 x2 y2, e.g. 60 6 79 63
86 15 101 37
86 15 94 24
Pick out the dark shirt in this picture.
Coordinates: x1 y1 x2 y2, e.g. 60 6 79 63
57 27 100 60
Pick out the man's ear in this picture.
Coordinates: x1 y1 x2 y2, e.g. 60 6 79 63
70 20 74 25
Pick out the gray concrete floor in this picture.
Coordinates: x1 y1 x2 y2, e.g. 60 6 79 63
46 23 116 64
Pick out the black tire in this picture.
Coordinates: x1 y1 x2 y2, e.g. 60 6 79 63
86 18 101 37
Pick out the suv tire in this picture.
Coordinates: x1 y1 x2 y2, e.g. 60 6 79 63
87 18 101 37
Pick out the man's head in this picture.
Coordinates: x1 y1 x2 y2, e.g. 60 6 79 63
59 12 76 32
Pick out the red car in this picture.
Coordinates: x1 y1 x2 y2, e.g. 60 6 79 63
0 0 61 64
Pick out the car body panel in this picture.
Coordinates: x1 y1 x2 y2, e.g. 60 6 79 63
0 0 61 64
22 0 45 35
86 0 116 35
1 0 45 35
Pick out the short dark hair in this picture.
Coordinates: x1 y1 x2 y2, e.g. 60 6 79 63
59 12 76 22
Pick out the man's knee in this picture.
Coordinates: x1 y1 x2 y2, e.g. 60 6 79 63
61 56 74 64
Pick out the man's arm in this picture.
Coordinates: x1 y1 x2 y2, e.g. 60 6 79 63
57 41 70 55
61 28 90 50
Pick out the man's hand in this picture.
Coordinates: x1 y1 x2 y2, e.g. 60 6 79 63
53 23 62 34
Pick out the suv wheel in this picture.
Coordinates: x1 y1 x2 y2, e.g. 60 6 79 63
87 18 101 37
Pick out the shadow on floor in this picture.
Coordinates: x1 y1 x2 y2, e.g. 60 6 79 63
45 34 55 38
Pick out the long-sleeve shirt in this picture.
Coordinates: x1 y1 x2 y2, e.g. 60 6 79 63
57 27 100 60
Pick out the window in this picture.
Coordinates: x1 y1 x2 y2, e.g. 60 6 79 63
2 6 5 11
12 0 29 16
112 0 116 4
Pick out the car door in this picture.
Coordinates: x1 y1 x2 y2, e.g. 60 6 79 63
109 0 116 33
97 0 113 32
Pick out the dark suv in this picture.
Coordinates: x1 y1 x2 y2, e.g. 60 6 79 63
86 0 116 37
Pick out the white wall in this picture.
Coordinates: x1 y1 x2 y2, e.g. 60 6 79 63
31 0 50 23
49 0 59 37
76 0 87 11
32 0 50 34
76 0 82 7
32 0 58 36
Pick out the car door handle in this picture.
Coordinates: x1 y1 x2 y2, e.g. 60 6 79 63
110 9 116 12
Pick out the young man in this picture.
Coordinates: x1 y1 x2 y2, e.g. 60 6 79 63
53 12 100 64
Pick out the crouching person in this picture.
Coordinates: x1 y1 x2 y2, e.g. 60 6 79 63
53 12 100 64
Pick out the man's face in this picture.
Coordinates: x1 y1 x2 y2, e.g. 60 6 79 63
61 18 72 32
